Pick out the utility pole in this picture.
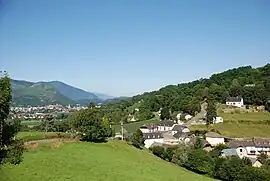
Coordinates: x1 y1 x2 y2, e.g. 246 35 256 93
120 121 124 140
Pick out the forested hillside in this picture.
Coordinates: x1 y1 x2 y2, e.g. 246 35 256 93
104 64 270 123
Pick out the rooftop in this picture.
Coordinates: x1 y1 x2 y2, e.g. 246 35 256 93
226 96 242 102
221 148 238 156
157 120 175 127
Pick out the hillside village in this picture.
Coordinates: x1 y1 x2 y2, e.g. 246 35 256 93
114 96 270 168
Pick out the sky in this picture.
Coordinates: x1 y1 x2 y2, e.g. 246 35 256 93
0 0 270 97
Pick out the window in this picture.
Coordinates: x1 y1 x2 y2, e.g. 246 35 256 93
153 135 155 138
240 149 242 152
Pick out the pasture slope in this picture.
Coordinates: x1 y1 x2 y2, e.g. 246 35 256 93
0 141 214 181
190 112 270 138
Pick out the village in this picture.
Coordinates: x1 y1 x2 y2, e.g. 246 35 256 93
116 96 270 168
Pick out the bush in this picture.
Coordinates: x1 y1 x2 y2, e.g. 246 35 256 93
131 129 144 149
212 156 270 181
209 144 227 158
69 108 111 142
164 147 177 162
184 149 214 174
151 146 165 159
171 146 190 166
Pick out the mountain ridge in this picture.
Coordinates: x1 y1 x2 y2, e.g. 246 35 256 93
11 79 114 106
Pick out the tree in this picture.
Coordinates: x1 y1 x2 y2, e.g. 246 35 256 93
171 146 191 166
164 147 177 162
184 149 214 174
151 146 165 159
194 137 203 149
265 100 270 112
206 99 217 125
160 107 170 120
258 153 268 164
69 108 109 142
209 144 227 158
242 157 252 166
0 73 24 165
130 129 144 149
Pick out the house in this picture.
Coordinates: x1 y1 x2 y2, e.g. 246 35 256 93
176 113 181 120
228 138 270 157
171 125 190 135
143 132 164 148
139 124 158 133
205 132 225 146
156 120 175 131
213 116 223 124
226 96 244 108
182 113 193 120
249 157 262 168
221 148 247 159
221 148 262 167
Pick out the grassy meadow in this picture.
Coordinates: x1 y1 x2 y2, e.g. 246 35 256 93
0 141 214 181
219 111 270 122
113 118 159 133
17 132 60 141
190 111 270 138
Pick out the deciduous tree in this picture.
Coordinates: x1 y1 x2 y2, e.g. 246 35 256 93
0 73 24 165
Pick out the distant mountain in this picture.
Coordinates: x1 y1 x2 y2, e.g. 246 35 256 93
11 80 114 106
47 81 100 101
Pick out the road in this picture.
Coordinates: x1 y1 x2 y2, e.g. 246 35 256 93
186 102 207 126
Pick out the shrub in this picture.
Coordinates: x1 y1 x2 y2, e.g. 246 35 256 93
258 153 268 164
151 146 165 159
184 149 214 174
171 146 190 166
164 147 177 162
131 129 145 149
209 144 227 158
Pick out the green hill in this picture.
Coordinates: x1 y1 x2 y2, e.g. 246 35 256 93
0 141 214 181
11 80 112 106
104 64 270 124
12 81 75 106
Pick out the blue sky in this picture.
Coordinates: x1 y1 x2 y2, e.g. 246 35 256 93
0 0 269 96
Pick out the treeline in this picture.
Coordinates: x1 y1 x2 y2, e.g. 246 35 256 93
103 64 270 123
149 139 270 181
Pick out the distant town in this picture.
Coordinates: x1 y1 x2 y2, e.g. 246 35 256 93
10 104 89 119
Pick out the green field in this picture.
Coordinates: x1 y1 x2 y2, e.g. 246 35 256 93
190 121 270 138
219 112 270 122
0 141 214 181
17 132 60 141
113 118 159 133
189 112 270 138
21 120 41 126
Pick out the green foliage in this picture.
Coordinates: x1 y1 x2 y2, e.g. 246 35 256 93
211 156 270 181
69 108 111 142
130 129 144 148
262 159 270 173
209 144 227 158
206 100 217 125
0 73 24 165
171 146 191 166
184 149 214 174
137 110 154 121
151 146 166 159
258 153 268 164
165 147 177 162
193 137 203 149
160 107 171 120
242 157 252 166
103 64 270 124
